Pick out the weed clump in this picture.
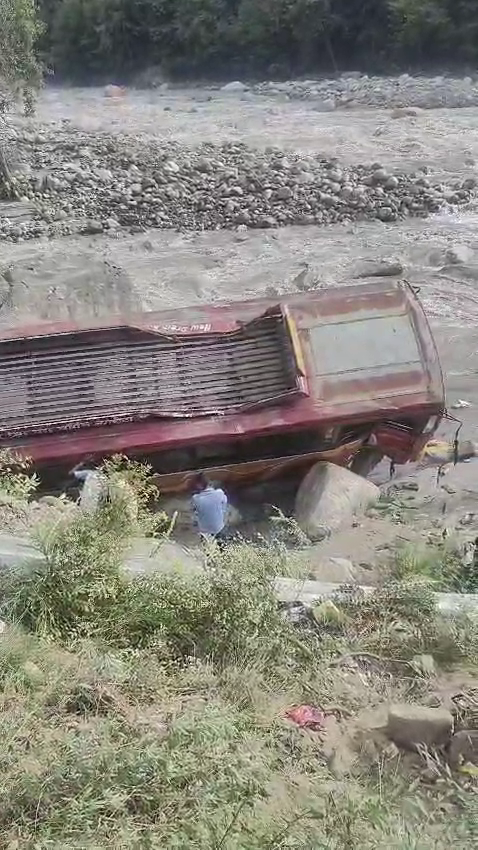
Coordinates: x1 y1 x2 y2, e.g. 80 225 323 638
391 545 478 594
103 543 303 669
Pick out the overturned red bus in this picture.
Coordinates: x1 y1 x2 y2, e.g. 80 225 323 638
0 279 444 493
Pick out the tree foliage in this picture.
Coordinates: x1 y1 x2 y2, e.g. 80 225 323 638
25 0 478 80
37 0 478 81
0 0 43 196
0 0 43 110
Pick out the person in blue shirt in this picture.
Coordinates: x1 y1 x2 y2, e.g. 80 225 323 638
69 459 107 511
191 473 229 549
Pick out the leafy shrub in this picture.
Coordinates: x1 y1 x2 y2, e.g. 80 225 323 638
101 453 169 537
0 457 165 640
2 507 126 639
0 448 38 500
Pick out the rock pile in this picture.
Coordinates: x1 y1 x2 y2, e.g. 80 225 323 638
254 73 478 110
1 129 476 240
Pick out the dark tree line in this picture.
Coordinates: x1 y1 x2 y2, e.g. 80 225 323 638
30 0 478 81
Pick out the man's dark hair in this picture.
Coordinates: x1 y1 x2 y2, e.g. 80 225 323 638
193 472 210 492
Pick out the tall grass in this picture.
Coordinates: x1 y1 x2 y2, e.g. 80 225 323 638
391 545 478 594
0 457 476 847
0 629 476 848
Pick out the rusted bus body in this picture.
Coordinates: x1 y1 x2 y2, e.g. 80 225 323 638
0 280 444 492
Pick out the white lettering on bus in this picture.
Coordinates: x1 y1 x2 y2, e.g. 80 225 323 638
153 323 212 334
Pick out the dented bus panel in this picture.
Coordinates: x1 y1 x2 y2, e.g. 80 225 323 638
0 279 445 491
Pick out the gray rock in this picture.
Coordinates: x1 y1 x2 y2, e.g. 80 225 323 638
275 186 293 201
445 244 474 265
221 81 248 93
127 539 202 576
95 168 114 182
313 98 336 112
451 398 472 409
391 107 419 118
377 206 397 222
410 654 436 677
355 261 404 278
38 495 69 508
372 168 388 184
256 216 277 228
385 176 399 190
196 158 214 173
387 704 453 750
235 223 248 239
387 480 419 492
82 219 104 235
164 160 180 174
295 462 380 539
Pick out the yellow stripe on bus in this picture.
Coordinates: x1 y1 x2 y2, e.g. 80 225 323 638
284 306 306 376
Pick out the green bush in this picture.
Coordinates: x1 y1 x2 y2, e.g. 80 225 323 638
2 506 127 639
0 455 165 640
104 543 300 667
0 448 38 500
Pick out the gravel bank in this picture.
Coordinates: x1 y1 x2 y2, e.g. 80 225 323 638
2 128 477 240
253 74 478 110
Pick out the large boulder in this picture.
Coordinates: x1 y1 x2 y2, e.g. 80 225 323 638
387 704 453 750
294 462 380 540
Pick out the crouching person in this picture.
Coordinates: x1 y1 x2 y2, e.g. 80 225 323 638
70 460 108 513
191 473 229 550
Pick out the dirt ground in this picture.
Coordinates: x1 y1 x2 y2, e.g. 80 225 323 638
3 86 478 580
